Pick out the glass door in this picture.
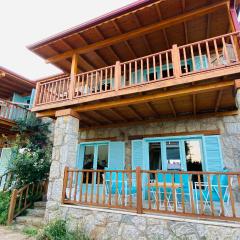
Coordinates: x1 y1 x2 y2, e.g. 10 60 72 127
79 143 109 191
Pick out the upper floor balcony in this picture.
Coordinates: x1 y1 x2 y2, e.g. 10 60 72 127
33 32 240 127
0 98 32 133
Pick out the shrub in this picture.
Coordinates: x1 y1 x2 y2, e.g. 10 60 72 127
9 115 52 187
37 220 91 240
22 226 39 237
0 191 11 225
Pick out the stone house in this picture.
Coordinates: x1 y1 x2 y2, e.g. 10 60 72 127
28 0 240 238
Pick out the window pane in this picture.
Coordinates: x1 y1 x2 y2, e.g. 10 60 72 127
149 143 162 171
166 141 181 170
97 145 108 184
83 146 94 183
184 140 203 171
185 140 203 188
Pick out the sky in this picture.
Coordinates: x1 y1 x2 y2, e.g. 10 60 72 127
0 0 135 80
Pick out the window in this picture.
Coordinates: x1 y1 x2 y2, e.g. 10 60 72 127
166 141 181 171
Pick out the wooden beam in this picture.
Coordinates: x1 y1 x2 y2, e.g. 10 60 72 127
112 20 137 58
92 110 113 123
77 34 109 66
46 1 228 63
0 71 5 78
131 13 152 53
206 14 212 38
155 3 170 48
60 39 96 70
73 80 233 113
108 108 127 122
215 90 223 112
128 106 144 120
79 110 239 131
193 94 197 115
95 26 120 61
168 99 177 117
145 102 159 117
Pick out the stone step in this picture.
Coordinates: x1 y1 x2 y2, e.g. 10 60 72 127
26 208 45 217
33 201 46 209
15 216 44 228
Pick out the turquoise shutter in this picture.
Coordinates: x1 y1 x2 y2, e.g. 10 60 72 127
108 142 125 170
132 140 144 169
30 89 36 109
203 135 223 171
0 148 11 175
76 144 85 169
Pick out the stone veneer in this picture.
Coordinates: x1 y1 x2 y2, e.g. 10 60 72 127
79 115 240 171
45 204 240 240
45 114 240 239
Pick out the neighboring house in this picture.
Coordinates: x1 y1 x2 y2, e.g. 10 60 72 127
27 0 240 238
0 67 35 175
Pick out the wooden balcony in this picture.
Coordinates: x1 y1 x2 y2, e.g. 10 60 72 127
0 98 31 134
62 167 240 222
33 32 240 127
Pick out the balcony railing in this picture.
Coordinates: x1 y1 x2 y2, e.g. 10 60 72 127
34 31 240 106
62 167 240 222
0 98 31 122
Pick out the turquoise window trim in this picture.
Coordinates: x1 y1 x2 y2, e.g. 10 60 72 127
77 141 110 169
142 135 208 172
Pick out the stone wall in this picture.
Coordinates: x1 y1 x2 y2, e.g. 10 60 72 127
79 115 240 171
45 205 240 240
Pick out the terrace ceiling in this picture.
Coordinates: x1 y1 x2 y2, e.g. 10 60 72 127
29 0 232 74
0 67 35 99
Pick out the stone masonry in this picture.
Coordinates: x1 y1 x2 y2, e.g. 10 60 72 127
46 115 79 220
45 205 240 240
79 115 240 171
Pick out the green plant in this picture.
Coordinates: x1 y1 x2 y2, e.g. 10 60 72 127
9 115 52 187
37 220 91 240
0 191 11 225
22 226 39 237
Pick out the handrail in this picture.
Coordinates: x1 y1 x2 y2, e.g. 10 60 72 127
62 167 240 222
7 179 48 225
0 98 29 111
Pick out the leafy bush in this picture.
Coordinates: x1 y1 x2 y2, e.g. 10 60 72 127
9 115 52 187
37 220 90 240
0 191 11 225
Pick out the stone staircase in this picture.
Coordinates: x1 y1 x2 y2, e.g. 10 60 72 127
13 201 46 231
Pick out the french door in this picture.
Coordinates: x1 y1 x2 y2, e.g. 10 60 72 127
77 143 109 193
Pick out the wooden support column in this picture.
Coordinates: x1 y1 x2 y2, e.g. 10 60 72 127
136 166 143 214
69 53 79 99
115 61 121 91
33 82 41 106
172 44 181 78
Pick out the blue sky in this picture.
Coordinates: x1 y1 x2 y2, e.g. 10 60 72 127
0 0 135 80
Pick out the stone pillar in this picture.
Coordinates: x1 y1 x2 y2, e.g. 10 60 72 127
45 111 79 221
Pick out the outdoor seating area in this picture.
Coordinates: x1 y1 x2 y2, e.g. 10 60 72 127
63 167 240 222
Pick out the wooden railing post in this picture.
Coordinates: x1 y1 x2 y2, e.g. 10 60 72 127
33 82 41 106
114 61 121 91
136 166 143 214
62 166 69 203
171 44 181 78
69 54 79 100
7 189 18 225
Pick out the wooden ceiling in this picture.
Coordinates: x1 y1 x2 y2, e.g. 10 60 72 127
0 67 35 100
29 0 231 74
57 77 237 129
